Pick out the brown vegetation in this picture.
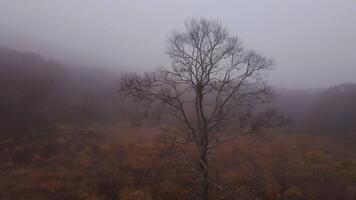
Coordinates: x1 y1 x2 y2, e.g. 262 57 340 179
0 124 355 200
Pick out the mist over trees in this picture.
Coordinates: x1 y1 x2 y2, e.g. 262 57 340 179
0 46 126 133
308 83 356 134
1 44 355 137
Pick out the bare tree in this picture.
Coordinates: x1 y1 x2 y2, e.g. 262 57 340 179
121 18 283 200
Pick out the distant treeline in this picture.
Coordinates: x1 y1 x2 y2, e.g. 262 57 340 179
0 46 355 135
0 46 129 133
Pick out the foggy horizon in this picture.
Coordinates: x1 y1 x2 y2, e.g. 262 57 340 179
1 0 355 89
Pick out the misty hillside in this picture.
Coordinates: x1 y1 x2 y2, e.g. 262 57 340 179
275 84 356 134
0 46 125 133
308 83 356 134
1 46 355 136
273 88 321 124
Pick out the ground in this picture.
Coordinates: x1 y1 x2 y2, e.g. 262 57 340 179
0 122 355 200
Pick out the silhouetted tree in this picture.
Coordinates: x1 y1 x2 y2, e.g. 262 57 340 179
121 18 283 199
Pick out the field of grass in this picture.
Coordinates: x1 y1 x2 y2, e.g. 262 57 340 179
0 123 355 200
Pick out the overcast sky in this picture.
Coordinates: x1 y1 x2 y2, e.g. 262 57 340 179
0 0 355 88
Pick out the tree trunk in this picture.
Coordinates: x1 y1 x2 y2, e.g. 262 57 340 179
199 151 209 200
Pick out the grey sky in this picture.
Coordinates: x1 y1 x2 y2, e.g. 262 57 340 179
0 0 355 88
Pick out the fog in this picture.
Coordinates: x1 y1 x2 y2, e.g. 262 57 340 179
2 2 356 199
0 0 355 88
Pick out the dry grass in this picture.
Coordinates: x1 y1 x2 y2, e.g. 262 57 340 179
0 123 355 200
